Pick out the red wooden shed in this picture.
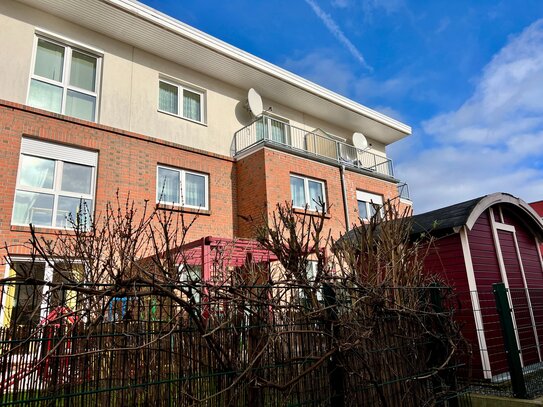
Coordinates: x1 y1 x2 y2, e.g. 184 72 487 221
411 193 543 380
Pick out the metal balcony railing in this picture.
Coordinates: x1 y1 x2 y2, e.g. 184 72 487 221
397 182 411 200
233 116 395 178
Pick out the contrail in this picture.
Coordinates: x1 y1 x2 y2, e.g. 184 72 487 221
304 0 373 71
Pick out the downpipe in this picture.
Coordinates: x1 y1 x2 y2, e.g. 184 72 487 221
340 165 350 231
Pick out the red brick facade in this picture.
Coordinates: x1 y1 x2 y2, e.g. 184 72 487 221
1 100 410 259
0 101 237 257
237 148 408 239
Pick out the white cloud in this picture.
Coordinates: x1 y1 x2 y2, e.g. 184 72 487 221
304 0 373 71
282 50 356 95
394 19 543 213
331 0 350 8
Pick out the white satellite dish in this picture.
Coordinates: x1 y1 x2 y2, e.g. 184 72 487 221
352 132 369 150
245 88 263 116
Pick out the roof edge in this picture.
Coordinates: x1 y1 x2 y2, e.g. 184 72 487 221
465 193 543 232
106 0 411 136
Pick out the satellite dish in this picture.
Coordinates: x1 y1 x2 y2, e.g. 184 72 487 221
245 88 263 116
352 132 368 150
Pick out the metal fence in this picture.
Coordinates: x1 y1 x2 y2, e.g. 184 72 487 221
0 282 466 406
454 284 543 400
233 115 395 178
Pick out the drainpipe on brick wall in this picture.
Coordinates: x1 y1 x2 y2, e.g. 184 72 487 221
340 165 350 231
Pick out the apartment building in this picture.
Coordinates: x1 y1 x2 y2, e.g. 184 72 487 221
0 0 412 271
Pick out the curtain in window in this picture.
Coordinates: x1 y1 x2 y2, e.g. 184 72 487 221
65 91 96 121
157 168 180 204
290 177 305 208
255 117 266 141
34 39 64 82
159 82 178 115
28 80 63 113
183 90 201 121
270 119 286 143
70 51 96 92
308 180 323 211
357 200 369 220
185 173 206 207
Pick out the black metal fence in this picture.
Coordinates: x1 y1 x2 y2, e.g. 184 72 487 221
0 282 466 406
456 283 543 401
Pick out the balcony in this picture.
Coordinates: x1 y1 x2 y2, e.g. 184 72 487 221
397 182 411 201
233 116 395 179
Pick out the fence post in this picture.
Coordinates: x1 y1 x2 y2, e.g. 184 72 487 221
493 282 527 399
323 283 345 407
429 284 459 407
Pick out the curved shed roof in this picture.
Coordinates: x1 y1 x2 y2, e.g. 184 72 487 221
411 192 543 238
339 193 543 245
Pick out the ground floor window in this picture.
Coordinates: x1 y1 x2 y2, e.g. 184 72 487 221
1 261 81 327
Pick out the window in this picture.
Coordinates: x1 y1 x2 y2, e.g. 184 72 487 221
2 261 81 327
356 190 383 221
256 115 289 144
12 138 97 229
28 36 100 122
179 264 202 303
299 261 323 302
290 175 326 211
158 79 204 123
157 166 209 210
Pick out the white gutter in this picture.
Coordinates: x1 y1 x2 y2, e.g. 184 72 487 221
104 0 411 136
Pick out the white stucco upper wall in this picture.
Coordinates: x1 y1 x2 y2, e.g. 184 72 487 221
0 0 397 157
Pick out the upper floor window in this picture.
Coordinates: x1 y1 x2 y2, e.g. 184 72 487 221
290 175 326 212
158 79 205 123
356 190 383 221
12 138 97 229
157 165 209 210
28 37 100 122
256 115 290 145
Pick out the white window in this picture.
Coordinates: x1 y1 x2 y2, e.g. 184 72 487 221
1 261 82 327
299 260 323 302
256 115 290 144
158 79 205 123
27 36 100 122
179 264 202 303
290 175 326 211
356 190 383 220
12 138 97 229
157 166 209 210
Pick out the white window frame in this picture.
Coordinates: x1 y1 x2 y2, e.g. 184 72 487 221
156 165 209 210
12 138 97 229
27 33 102 122
257 114 290 145
1 259 83 328
158 78 206 124
290 174 326 211
356 190 384 221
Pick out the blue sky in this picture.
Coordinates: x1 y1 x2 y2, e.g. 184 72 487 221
140 0 543 213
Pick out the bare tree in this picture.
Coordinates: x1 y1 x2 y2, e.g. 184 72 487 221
0 196 466 406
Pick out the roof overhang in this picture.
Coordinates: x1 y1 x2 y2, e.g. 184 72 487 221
464 193 543 236
16 0 411 145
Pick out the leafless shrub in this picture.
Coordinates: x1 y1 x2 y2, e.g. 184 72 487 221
0 196 466 406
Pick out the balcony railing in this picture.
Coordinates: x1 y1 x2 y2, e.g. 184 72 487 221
397 182 411 200
233 116 395 178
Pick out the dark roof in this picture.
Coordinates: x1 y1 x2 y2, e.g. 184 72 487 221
338 193 543 246
338 196 485 245
410 196 484 235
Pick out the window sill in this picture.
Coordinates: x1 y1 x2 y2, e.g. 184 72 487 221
10 224 79 235
292 207 331 219
156 203 211 216
157 109 207 127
